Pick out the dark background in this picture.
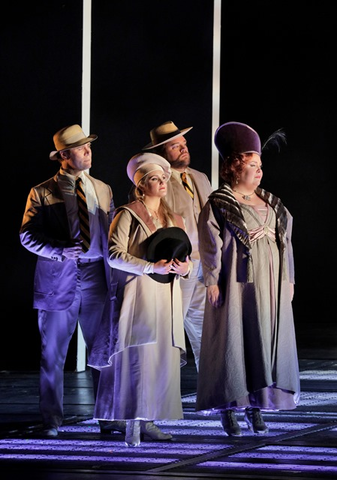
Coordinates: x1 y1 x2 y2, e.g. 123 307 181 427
1 1 335 370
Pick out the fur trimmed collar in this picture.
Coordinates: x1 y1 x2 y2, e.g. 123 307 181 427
209 183 288 250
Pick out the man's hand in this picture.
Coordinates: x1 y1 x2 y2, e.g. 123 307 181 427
62 240 83 260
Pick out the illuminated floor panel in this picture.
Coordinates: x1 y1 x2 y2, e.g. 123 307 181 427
0 359 336 479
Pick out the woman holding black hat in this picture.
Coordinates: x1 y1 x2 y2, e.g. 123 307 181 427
196 122 300 436
91 152 192 447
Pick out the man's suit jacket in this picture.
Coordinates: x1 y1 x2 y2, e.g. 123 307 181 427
20 172 114 311
165 167 213 258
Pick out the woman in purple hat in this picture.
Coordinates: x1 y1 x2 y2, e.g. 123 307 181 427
196 122 300 436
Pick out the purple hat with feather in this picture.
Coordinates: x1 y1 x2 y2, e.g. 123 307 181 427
214 122 261 159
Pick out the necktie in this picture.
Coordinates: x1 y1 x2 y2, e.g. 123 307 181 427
76 177 90 252
181 172 194 199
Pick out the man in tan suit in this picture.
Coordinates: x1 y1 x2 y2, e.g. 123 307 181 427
143 121 213 371
20 124 125 437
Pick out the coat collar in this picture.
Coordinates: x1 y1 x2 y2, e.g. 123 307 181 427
209 183 288 250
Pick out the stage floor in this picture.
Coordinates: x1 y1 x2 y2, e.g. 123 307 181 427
0 353 337 480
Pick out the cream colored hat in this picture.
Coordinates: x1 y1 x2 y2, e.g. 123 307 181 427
127 153 172 185
49 124 98 160
143 120 193 150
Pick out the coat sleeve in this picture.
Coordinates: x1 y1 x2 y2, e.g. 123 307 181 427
108 209 152 274
197 201 223 287
285 208 295 284
19 185 68 262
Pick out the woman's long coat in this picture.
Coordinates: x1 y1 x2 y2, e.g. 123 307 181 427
196 185 300 412
88 200 187 369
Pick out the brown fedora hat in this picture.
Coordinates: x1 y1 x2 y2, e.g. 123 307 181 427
49 124 98 160
142 121 193 150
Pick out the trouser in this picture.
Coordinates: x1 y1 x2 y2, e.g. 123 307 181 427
38 260 107 428
180 259 206 371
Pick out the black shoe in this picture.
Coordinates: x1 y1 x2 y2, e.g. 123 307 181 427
42 425 58 437
140 421 173 441
220 409 242 436
99 420 126 434
244 407 269 434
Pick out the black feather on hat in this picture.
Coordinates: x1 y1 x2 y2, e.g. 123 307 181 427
262 128 287 152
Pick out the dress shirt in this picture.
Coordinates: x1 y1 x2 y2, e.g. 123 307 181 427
58 169 103 260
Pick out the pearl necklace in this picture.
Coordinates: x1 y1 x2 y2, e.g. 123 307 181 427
233 189 256 201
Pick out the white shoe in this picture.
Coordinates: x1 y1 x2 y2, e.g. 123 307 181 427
125 420 141 447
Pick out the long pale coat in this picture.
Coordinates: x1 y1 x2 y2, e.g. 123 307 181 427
196 184 300 413
91 200 189 420
88 200 187 369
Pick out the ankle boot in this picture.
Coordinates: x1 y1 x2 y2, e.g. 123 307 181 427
220 409 242 436
244 407 269 434
125 420 141 447
140 421 173 441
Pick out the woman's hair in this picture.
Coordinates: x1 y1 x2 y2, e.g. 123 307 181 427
220 152 254 184
134 176 176 228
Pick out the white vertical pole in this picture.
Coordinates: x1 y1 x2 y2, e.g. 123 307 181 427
76 1 220 369
77 0 92 372
81 0 92 136
211 0 222 189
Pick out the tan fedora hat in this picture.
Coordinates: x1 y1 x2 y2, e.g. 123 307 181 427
49 124 98 160
142 120 193 150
